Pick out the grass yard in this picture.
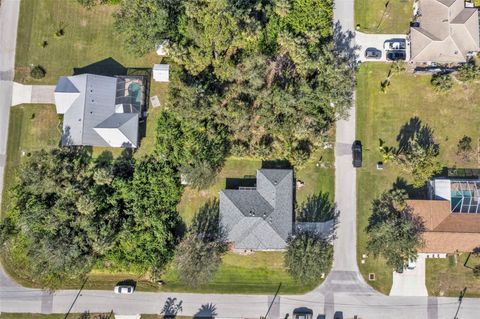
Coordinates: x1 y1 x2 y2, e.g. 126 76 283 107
426 254 480 297
356 63 480 294
355 0 413 34
1 105 60 215
15 0 158 84
158 251 322 294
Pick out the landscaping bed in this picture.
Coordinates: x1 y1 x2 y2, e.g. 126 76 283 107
356 63 480 294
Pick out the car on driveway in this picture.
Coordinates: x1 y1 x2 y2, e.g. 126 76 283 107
386 50 406 61
352 140 362 168
114 285 134 294
364 47 382 59
384 39 406 50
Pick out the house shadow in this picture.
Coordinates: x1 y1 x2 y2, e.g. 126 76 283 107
261 160 292 169
225 177 256 189
73 57 127 77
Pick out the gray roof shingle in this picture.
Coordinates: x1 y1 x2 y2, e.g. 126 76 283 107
220 169 293 250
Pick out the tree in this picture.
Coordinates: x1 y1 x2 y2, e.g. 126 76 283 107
457 62 480 83
457 135 474 161
5 147 122 288
284 232 333 283
114 0 181 56
180 160 217 189
175 201 227 286
366 190 425 270
387 126 442 188
431 73 453 92
108 156 183 274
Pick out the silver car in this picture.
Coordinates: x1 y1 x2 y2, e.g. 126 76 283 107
114 285 134 294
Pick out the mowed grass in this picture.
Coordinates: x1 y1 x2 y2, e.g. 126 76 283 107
355 0 413 34
426 254 480 297
356 63 480 294
15 0 157 84
1 105 60 215
159 251 321 294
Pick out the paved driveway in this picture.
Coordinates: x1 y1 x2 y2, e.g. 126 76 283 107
11 82 56 106
389 254 428 297
356 32 411 62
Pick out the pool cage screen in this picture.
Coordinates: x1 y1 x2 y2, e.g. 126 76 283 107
451 180 480 213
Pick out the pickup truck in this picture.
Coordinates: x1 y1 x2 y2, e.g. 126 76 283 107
384 39 406 51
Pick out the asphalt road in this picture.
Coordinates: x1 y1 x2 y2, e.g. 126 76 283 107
0 0 20 209
1 0 480 318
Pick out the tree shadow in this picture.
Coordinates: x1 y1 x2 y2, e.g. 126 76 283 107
296 193 335 222
73 57 127 77
191 199 225 242
392 177 427 199
112 148 135 179
396 117 438 153
161 297 184 318
332 21 360 66
194 303 217 318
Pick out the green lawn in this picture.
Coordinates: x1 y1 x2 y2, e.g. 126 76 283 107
426 254 480 297
355 0 413 34
158 251 322 294
1 105 60 215
15 0 157 84
356 63 480 294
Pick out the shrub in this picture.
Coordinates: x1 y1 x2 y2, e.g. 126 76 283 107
431 73 453 92
30 65 46 79
473 264 480 277
457 135 474 161
457 63 480 83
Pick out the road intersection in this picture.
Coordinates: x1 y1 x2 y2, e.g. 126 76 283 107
1 0 480 318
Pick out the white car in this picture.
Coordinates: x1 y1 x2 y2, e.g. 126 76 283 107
407 259 416 270
114 285 134 294
384 40 406 51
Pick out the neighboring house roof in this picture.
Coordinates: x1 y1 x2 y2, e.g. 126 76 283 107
54 74 139 148
410 0 480 63
407 199 480 253
220 169 293 250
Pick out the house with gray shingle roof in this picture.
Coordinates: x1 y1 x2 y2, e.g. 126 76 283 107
54 74 145 148
220 169 293 250
410 0 480 63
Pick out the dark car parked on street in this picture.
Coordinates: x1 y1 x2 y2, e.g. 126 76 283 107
364 47 382 59
352 140 362 168
386 50 406 61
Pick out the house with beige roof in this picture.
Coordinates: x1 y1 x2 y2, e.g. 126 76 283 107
410 0 480 63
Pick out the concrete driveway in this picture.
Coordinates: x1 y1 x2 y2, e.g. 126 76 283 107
356 32 411 62
11 82 55 106
389 254 428 296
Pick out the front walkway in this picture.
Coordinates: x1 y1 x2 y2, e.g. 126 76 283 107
12 82 55 106
356 32 411 62
389 254 428 296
